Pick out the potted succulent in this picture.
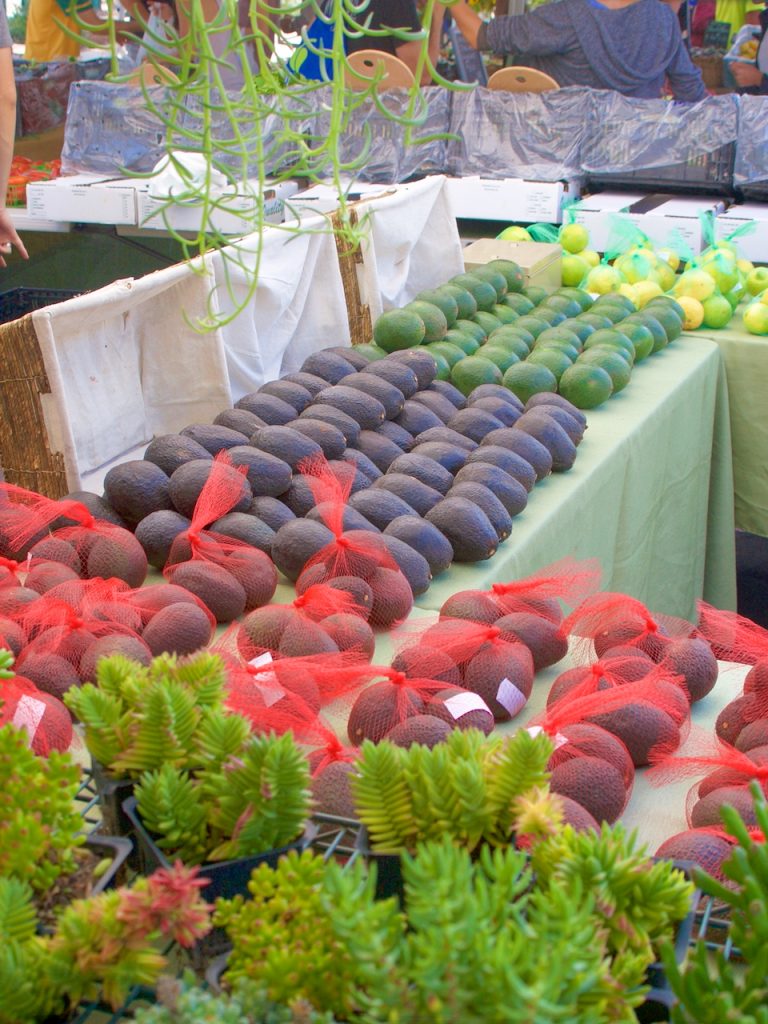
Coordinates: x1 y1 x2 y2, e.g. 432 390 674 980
661 781 768 1023
211 814 694 1023
0 717 131 929
133 972 340 1024
0 863 212 1024
64 650 235 837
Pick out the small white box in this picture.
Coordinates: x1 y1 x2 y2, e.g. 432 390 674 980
445 176 580 224
283 180 399 219
462 238 562 293
572 192 727 254
26 174 138 226
715 203 768 264
135 178 291 235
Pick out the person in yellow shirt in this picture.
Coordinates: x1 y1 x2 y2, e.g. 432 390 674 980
715 0 763 43
25 0 146 63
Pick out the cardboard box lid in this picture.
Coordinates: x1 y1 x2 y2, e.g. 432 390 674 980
463 238 561 274
718 202 768 222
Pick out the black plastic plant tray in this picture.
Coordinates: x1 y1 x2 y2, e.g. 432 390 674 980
0 287 79 325
587 142 736 197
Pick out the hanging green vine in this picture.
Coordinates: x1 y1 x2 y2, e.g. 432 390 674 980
65 0 468 330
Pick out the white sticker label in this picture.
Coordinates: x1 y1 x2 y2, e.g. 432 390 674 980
444 692 491 719
12 694 46 746
496 678 528 717
248 651 286 707
526 725 569 749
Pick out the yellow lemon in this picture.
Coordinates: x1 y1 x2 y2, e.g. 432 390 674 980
633 280 664 307
673 269 717 302
676 295 704 330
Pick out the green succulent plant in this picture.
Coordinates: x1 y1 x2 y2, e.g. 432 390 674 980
0 722 84 892
135 731 311 864
663 782 768 1023
64 651 232 778
135 972 340 1024
530 821 694 995
351 726 553 853
0 864 212 1024
216 835 656 1022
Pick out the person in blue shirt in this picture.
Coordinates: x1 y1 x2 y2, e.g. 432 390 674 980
444 0 707 100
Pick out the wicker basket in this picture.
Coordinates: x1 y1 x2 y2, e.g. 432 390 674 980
692 51 724 90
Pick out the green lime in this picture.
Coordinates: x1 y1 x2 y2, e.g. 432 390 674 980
427 341 466 368
373 309 426 352
514 315 550 340
622 312 667 354
430 349 451 381
444 328 480 355
535 326 583 351
594 292 636 315
556 287 594 311
488 325 535 353
487 334 531 360
403 300 448 344
531 306 567 327
526 347 574 381
354 343 388 362
451 273 498 312
502 361 558 403
479 345 521 372
577 312 614 331
589 302 630 325
523 285 548 306
558 363 614 409
451 356 504 395
644 304 683 342
487 258 525 293
492 303 520 325
644 295 686 323
582 343 633 367
440 283 478 320
415 289 459 328
578 349 632 392
473 311 504 335
558 318 595 343
583 328 635 365
455 318 487 344
619 321 655 362
541 294 583 318
534 340 581 362
471 265 509 300
502 293 536 315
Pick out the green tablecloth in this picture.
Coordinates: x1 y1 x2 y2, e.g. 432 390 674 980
415 336 737 620
685 320 768 538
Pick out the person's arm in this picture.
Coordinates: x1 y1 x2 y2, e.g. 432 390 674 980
665 31 708 99
0 48 27 265
731 59 767 88
443 0 567 56
75 0 145 43
395 3 444 83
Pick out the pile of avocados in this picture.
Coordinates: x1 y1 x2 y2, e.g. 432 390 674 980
86 323 586 604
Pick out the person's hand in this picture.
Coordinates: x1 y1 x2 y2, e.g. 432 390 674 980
0 209 27 267
731 60 764 87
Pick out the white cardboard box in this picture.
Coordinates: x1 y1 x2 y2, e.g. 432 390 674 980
26 174 139 226
572 192 727 254
462 238 562 293
715 203 768 264
134 178 298 234
444 176 581 224
283 180 402 219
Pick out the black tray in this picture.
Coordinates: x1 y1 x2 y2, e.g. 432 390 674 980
587 142 736 197
0 287 79 324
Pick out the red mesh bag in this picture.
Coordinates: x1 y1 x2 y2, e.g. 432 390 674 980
526 684 636 825
546 652 660 707
649 734 768 829
293 457 413 630
343 663 495 745
655 824 766 881
540 672 688 768
0 555 25 589
0 675 73 755
697 601 768 698
439 557 601 623
397 618 535 722
121 582 216 660
0 483 148 588
163 453 278 623
14 588 143 696
236 583 374 663
563 592 694 663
